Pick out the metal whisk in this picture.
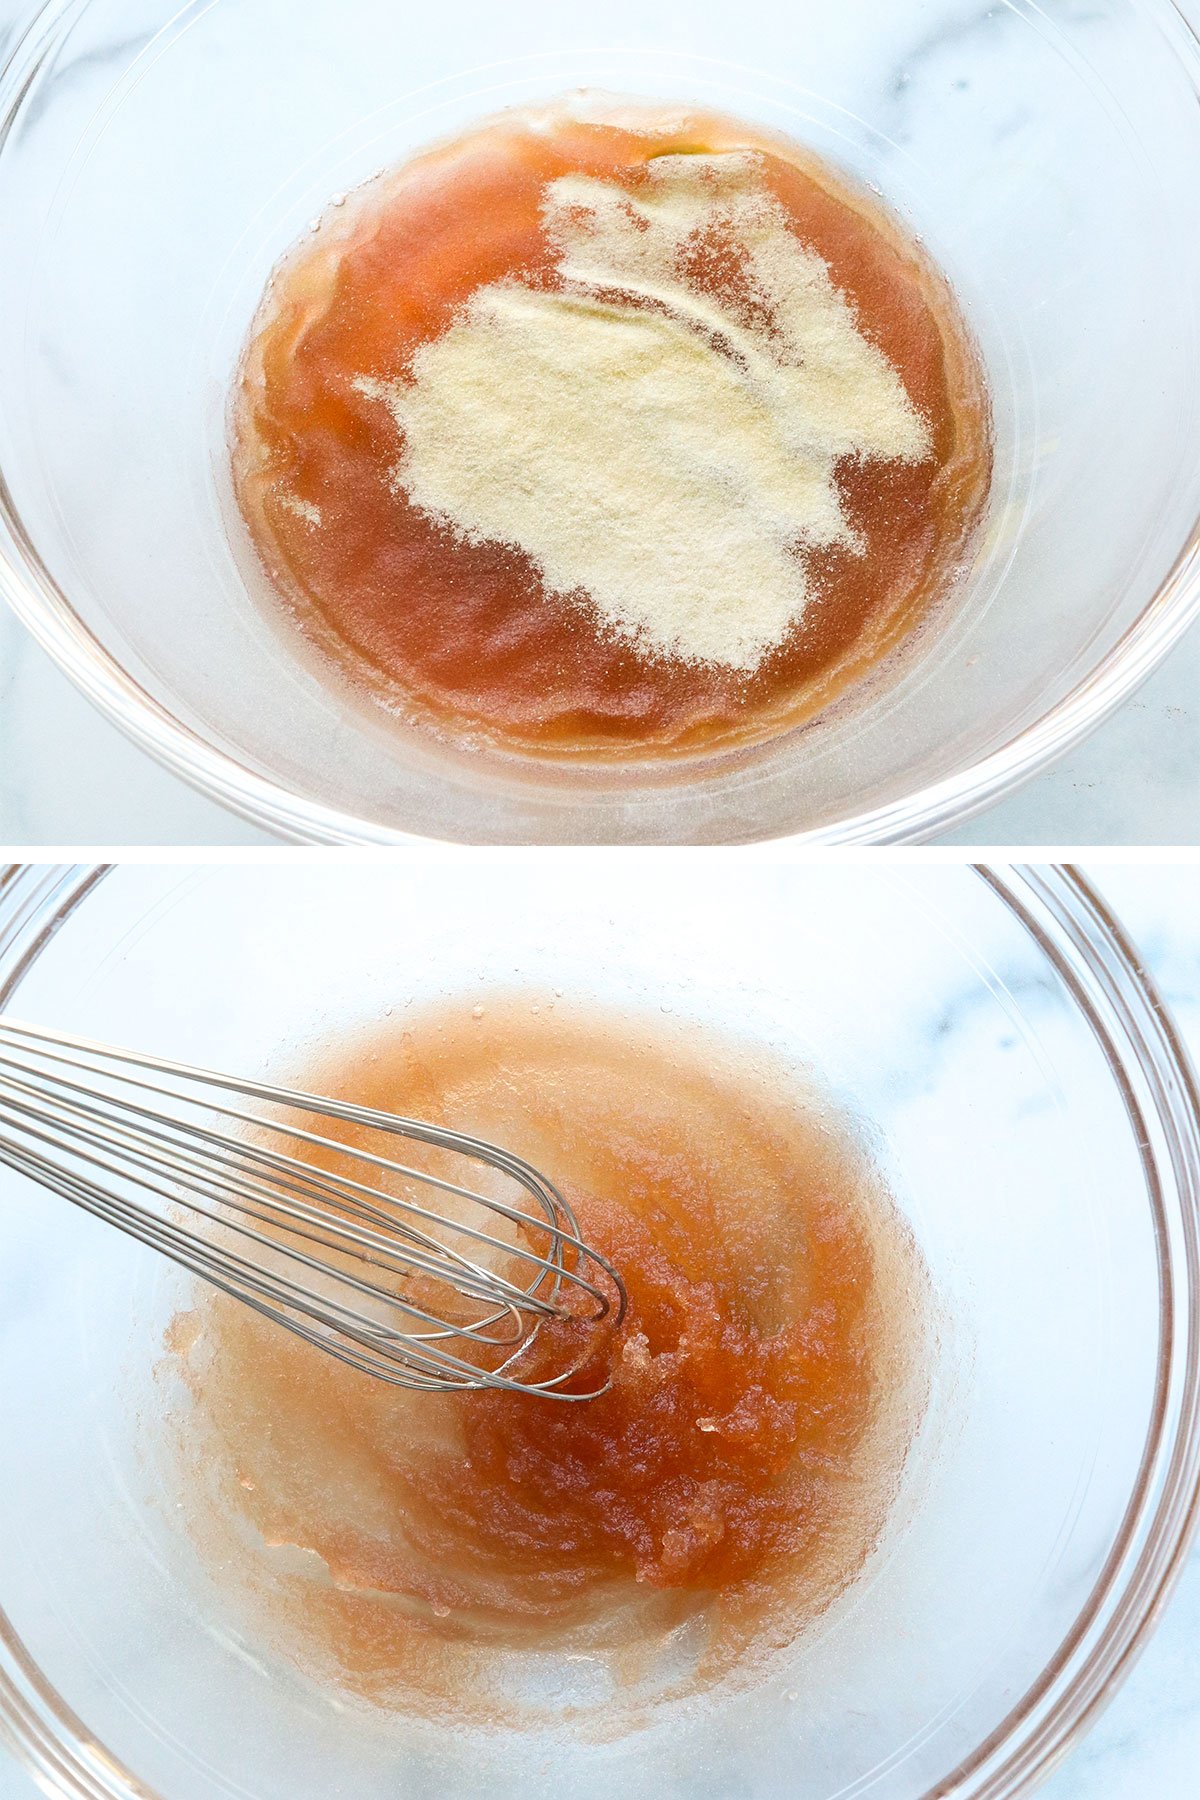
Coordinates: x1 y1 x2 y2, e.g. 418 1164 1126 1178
0 1017 626 1399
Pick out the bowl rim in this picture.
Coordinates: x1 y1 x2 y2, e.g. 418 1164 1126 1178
1 0 1200 845
0 861 1197 1800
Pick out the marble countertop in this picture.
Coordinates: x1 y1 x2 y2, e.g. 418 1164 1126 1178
2 0 1199 848
3 576 1198 849
0 863 1197 1799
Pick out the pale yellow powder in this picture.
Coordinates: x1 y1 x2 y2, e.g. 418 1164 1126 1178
362 153 930 672
278 493 322 527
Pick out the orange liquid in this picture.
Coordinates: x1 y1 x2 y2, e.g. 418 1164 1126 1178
232 99 991 760
168 998 928 1724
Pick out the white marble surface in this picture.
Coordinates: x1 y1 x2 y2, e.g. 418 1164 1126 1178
0 863 1198 1800
0 607 273 846
3 569 1198 849
1 0 1199 849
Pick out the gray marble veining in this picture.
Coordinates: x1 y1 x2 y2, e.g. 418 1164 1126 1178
0 867 1194 1798
1 0 1197 846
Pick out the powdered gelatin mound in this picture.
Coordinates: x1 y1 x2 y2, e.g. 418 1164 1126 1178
167 997 929 1728
231 95 991 760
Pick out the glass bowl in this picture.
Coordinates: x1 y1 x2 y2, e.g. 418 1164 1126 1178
1 1 1199 844
0 861 1198 1800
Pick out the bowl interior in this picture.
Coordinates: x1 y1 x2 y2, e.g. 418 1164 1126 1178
1 0 1199 841
0 864 1169 1798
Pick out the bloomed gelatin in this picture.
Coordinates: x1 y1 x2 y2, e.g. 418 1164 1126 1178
231 96 991 760
168 997 928 1725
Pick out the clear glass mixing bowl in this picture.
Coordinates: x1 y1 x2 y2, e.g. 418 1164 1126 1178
1 1 1199 843
0 862 1197 1800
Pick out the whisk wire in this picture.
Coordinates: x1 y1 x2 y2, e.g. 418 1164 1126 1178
0 1017 626 1398
0 1024 612 1314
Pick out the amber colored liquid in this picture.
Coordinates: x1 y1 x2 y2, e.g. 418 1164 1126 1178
232 99 991 761
168 998 928 1724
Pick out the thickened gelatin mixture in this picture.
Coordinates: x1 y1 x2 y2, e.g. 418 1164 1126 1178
167 997 928 1726
231 95 991 761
